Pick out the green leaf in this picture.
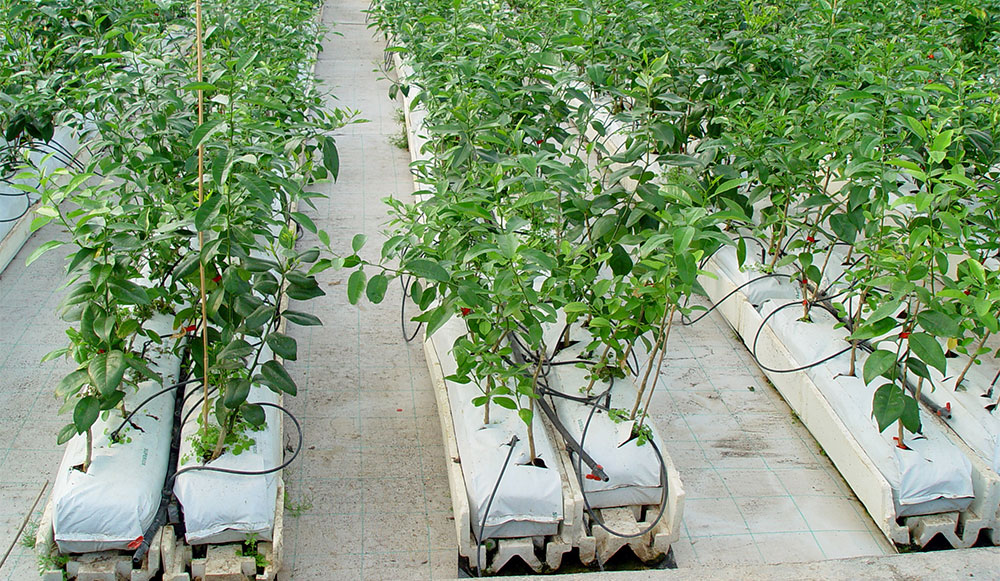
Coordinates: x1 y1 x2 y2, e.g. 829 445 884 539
424 303 452 337
366 274 389 304
125 356 162 384
736 237 747 267
863 349 897 384
908 332 946 375
266 332 298 361
224 378 251 409
291 212 317 234
675 252 696 285
282 310 322 326
190 119 228 148
74 396 101 434
195 194 224 230
242 402 266 427
181 81 217 91
99 390 126 411
322 136 340 180
218 339 254 361
916 310 960 338
26 240 65 267
57 423 77 445
347 269 367 304
237 174 274 205
55 369 90 399
110 280 151 306
900 395 921 433
871 383 905 433
405 259 450 282
260 360 296 395
518 407 533 427
494 397 517 410
608 244 632 276
88 350 127 397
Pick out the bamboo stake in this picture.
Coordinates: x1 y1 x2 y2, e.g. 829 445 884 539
195 0 211 440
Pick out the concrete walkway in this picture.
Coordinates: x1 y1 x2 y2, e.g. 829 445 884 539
277 2 456 579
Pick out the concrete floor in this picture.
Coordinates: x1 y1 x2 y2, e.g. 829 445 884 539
0 0 895 579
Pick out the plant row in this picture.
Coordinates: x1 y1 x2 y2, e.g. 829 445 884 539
2 0 352 469
363 0 1000 454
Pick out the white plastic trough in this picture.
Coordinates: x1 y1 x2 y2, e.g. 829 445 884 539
700 251 1000 547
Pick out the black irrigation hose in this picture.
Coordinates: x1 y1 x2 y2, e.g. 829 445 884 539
574 390 670 541
109 376 204 442
749 299 854 374
171 401 303 479
0 197 30 223
400 275 423 342
681 272 795 326
476 434 519 577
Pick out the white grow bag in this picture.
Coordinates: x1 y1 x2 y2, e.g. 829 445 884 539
543 324 664 509
432 316 563 540
757 299 975 517
52 315 180 553
174 352 282 545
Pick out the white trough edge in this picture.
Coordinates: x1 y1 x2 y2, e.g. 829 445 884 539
700 254 1000 548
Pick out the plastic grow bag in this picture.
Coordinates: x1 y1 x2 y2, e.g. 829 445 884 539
173 378 281 545
758 299 974 516
713 245 801 308
433 316 563 540
52 323 179 553
544 325 663 509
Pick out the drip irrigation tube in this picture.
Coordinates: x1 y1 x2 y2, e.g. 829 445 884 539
475 434 519 577
399 275 423 342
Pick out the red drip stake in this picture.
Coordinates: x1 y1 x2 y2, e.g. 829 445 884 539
585 473 601 481
127 536 144 550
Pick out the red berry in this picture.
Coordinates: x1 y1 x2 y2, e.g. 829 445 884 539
928 53 934 59
801 299 808 306
535 139 543 145
460 307 472 317
899 331 910 339
97 349 105 354
806 236 816 243
184 325 197 332
212 274 222 283
964 289 971 295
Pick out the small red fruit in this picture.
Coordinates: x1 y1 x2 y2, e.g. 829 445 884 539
97 349 105 354
460 307 472 317
535 139 543 145
964 289 971 295
184 325 197 332
927 53 934 59
899 331 911 339
801 299 809 307
806 235 816 243
212 274 222 283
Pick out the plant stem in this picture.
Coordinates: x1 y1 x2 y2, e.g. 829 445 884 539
527 358 544 463
83 428 93 473
632 302 675 420
955 331 990 390
637 302 677 429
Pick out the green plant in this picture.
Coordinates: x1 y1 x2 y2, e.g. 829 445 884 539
283 490 314 517
237 532 269 570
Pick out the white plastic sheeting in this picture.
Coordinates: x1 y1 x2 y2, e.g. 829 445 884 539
758 299 974 516
433 316 563 540
52 317 179 553
713 244 801 307
174 376 281 545
922 352 1000 474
